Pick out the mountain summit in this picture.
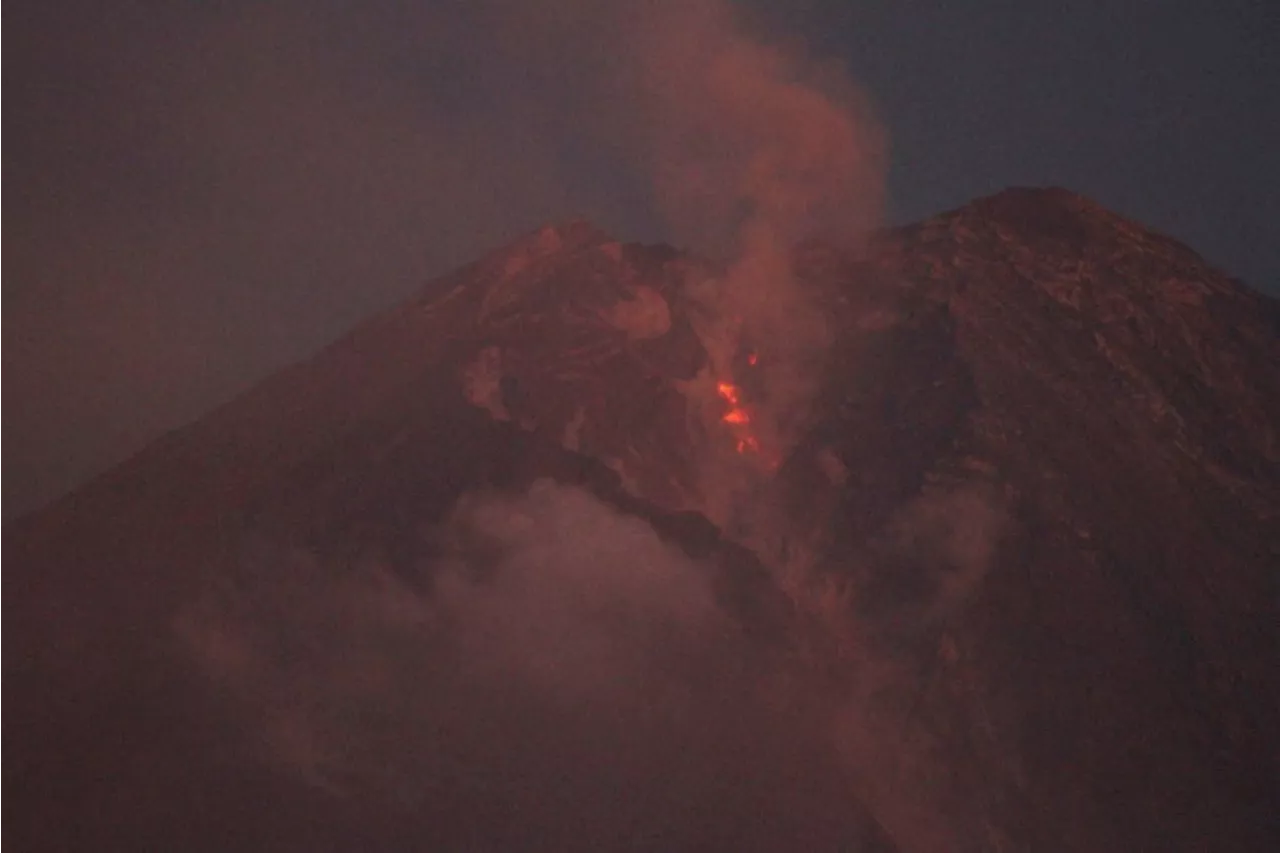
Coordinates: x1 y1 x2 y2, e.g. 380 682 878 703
7 188 1279 851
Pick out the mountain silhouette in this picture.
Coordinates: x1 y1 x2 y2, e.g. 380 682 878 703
7 188 1278 852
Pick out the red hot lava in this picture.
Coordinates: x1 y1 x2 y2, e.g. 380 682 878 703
716 380 760 455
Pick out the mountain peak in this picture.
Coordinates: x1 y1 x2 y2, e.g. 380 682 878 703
923 185 1217 270
505 217 616 257
9 189 1279 852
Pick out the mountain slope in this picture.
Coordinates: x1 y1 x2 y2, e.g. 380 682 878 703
6 188 1279 852
825 188 1280 850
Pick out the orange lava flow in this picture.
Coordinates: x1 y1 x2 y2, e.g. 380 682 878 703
716 381 760 456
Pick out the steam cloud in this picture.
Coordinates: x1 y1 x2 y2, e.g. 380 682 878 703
177 478 1007 852
180 482 880 849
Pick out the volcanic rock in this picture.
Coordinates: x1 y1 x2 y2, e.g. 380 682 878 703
6 188 1278 852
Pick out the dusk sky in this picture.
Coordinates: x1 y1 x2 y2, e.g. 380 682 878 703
7 0 1278 517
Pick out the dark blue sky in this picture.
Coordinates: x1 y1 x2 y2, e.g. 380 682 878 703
765 0 1278 288
7 0 1278 516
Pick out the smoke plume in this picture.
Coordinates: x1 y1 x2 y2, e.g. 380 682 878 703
10 0 883 520
628 0 886 527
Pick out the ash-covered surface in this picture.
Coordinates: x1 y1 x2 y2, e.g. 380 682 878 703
6 188 1278 851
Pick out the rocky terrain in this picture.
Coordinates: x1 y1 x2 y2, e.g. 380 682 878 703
7 188 1278 851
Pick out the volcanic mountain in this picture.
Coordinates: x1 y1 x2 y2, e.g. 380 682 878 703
7 188 1279 851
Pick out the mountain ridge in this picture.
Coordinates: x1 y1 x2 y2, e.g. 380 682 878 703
10 186 1275 532
7 186 1278 852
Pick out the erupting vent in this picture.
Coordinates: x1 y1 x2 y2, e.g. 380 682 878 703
715 380 758 454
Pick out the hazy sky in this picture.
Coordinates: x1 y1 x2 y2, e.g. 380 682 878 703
7 0 1278 517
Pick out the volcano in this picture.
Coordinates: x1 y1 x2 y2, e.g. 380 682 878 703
6 188 1279 852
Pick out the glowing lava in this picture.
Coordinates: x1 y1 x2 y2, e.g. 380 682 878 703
716 381 745 418
716 380 760 456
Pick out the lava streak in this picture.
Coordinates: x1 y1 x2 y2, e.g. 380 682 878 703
716 381 760 455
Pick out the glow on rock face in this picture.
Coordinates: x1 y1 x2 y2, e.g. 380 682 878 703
716 381 758 456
